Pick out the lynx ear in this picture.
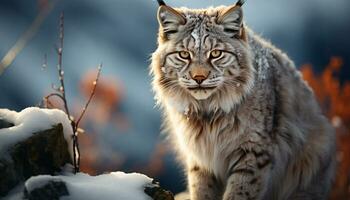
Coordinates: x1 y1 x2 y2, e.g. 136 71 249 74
157 5 186 38
217 5 243 38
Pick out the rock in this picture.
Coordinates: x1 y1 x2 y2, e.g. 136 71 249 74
0 108 175 199
0 124 72 197
24 180 69 200
144 180 175 200
0 117 14 129
22 176 174 200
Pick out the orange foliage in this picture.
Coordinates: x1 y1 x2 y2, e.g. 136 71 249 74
79 70 123 125
301 57 350 200
78 133 100 175
80 70 123 108
77 70 127 174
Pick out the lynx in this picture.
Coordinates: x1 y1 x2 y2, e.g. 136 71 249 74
150 0 336 199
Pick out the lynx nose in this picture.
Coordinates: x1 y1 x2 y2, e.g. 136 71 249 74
192 75 207 84
190 67 209 85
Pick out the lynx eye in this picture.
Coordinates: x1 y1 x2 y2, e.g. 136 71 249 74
210 50 222 59
179 51 191 59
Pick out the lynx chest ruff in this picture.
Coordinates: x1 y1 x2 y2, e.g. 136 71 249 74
169 105 271 183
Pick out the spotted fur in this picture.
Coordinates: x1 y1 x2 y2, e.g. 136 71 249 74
150 4 336 200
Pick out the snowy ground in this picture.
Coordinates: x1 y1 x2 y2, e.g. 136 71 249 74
25 172 153 200
0 108 159 200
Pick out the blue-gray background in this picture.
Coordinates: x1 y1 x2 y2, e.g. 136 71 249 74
1 0 349 193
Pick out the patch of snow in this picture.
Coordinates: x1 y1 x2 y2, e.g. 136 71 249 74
0 107 74 161
25 172 153 200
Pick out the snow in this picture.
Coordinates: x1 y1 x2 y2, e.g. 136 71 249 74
0 107 75 161
25 172 153 200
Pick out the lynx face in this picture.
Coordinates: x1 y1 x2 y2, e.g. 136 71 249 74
151 5 254 113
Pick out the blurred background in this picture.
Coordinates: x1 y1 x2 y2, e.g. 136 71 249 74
0 0 349 199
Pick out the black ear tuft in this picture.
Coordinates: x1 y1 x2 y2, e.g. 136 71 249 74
236 0 246 7
157 0 166 6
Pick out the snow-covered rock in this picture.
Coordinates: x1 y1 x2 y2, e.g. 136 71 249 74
0 108 174 200
23 172 174 200
0 118 14 129
0 107 73 197
0 107 75 159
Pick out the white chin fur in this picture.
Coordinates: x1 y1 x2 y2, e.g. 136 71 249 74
190 90 214 100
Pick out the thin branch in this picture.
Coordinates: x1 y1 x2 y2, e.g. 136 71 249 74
55 12 79 173
73 64 102 172
56 12 71 118
75 64 102 128
72 135 79 173
42 93 65 109
0 0 57 75
40 11 102 174
46 101 54 108
40 97 54 108
44 93 66 102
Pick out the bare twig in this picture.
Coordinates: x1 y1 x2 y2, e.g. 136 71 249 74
73 64 102 170
44 92 66 102
42 96 55 108
55 12 79 173
45 99 55 108
75 64 102 127
56 12 71 118
41 11 102 174
0 0 57 75
42 12 79 173
72 132 79 173
72 64 102 170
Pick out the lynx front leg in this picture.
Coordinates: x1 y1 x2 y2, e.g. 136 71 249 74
188 164 220 200
223 150 272 200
